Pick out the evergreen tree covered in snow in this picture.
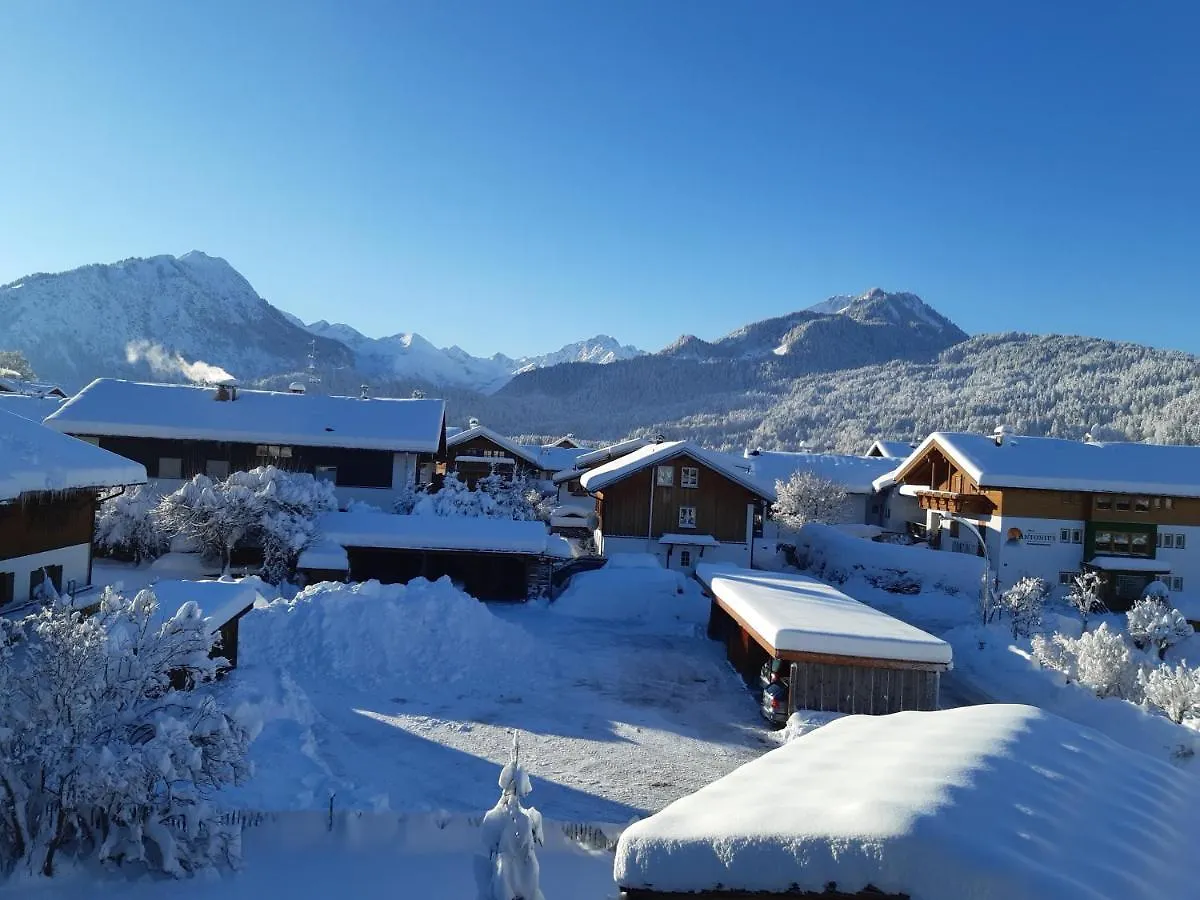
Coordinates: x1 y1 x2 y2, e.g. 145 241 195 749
0 350 37 380
771 472 849 531
0 588 252 878
94 485 167 563
1126 596 1195 660
1065 571 1107 631
1000 577 1048 639
1141 663 1200 724
478 735 544 900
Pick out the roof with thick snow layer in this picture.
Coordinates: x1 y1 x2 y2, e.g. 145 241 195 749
317 511 574 557
882 430 1200 497
744 449 896 495
149 577 268 631
446 424 544 467
0 407 147 501
579 440 772 498
696 564 951 664
866 438 916 459
570 436 652 471
0 376 66 398
615 703 1200 899
0 393 63 423
44 378 446 453
528 444 588 474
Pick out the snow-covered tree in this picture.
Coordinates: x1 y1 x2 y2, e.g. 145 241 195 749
1126 596 1194 660
771 471 849 531
1065 571 1107 631
409 473 551 522
1000 577 1048 638
1141 663 1200 724
156 476 260 576
0 350 36 380
94 485 166 563
0 588 252 878
478 735 544 900
1032 623 1142 701
391 482 422 515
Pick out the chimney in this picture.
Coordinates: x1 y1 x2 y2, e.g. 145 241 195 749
468 416 481 429
288 382 307 394
993 424 1009 447
360 384 370 400
215 384 230 402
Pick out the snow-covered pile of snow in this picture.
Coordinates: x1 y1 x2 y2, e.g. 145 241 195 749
239 578 548 695
615 704 1200 899
552 555 708 630
795 522 983 596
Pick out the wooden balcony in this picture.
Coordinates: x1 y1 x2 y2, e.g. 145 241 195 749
917 489 994 516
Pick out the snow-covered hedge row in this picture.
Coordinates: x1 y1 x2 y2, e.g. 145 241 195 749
792 523 984 597
0 588 251 879
402 472 554 522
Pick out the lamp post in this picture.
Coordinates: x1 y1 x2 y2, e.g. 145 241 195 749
945 514 998 625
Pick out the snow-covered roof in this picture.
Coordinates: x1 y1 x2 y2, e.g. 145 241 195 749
866 439 916 459
882 430 1200 497
744 449 895 495
0 376 66 398
615 704 1200 900
659 533 720 547
579 441 772 498
0 408 147 501
696 564 951 665
569 436 652 472
528 444 588 474
149 577 266 632
0 393 63 423
44 378 446 453
296 539 351 571
447 424 544 467
316 511 573 557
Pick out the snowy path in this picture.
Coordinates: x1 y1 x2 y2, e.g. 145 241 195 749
227 606 773 822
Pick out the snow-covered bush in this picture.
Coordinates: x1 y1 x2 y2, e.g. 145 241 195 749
1127 596 1194 659
477 735 543 900
1000 577 1049 638
391 482 422 515
1141 663 1200 724
94 485 167 563
771 472 849 531
1032 623 1142 701
0 588 251 878
1065 571 1107 631
410 472 550 521
156 467 336 582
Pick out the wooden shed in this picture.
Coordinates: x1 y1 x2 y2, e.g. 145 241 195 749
697 564 950 717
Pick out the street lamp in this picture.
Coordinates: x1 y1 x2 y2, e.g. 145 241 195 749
945 514 998 625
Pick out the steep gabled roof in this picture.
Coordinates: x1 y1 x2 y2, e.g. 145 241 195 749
579 440 773 498
866 439 917 459
879 430 1200 497
446 424 545 467
0 408 146 501
43 379 446 453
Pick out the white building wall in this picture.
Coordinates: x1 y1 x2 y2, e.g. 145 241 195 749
986 514 1087 591
1 543 92 602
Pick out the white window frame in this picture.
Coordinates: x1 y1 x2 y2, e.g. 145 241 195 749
1173 576 1185 592
1060 528 1070 543
1058 571 1077 586
1071 529 1083 544
678 506 696 529
680 466 699 489
158 457 183 479
679 549 692 568
1163 534 1175 549
1177 533 1187 550
656 465 675 487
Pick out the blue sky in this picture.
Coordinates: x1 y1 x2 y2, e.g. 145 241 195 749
1 2 1197 358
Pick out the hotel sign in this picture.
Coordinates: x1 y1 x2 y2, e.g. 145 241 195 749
1007 527 1056 547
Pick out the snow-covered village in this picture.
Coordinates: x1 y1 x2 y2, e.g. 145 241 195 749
3 5 1200 900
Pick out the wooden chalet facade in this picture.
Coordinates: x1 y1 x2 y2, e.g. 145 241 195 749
883 430 1200 608
443 424 543 487
579 441 772 571
43 379 446 509
0 409 146 608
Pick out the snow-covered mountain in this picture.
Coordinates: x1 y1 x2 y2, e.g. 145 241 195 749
0 252 644 394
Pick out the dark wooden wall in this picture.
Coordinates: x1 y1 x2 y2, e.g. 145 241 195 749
0 491 95 560
91 435 397 489
789 660 939 715
344 547 532 601
597 454 760 542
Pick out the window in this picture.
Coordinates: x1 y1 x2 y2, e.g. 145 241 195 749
1060 528 1070 543
1058 571 1077 586
1156 533 1163 548
158 457 183 479
0 572 13 608
1071 529 1083 544
1153 497 1163 509
315 465 337 484
1163 533 1175 549
1177 534 1187 550
1095 531 1113 551
656 465 675 487
680 466 699 489
205 459 231 480
678 506 696 528
679 549 692 568
256 444 270 457
29 565 63 602
1115 497 1131 512
1173 576 1185 592
1135 497 1150 513
753 507 764 537
1095 496 1112 510
1112 533 1131 552
1132 533 1150 554
1166 498 1175 510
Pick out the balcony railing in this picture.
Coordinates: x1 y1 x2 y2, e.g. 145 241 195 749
916 490 995 516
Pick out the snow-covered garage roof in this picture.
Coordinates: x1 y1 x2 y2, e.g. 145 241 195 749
696 564 951 665
615 704 1200 899
44 378 446 453
0 407 147 501
579 440 772 498
881 430 1200 497
744 449 896 495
